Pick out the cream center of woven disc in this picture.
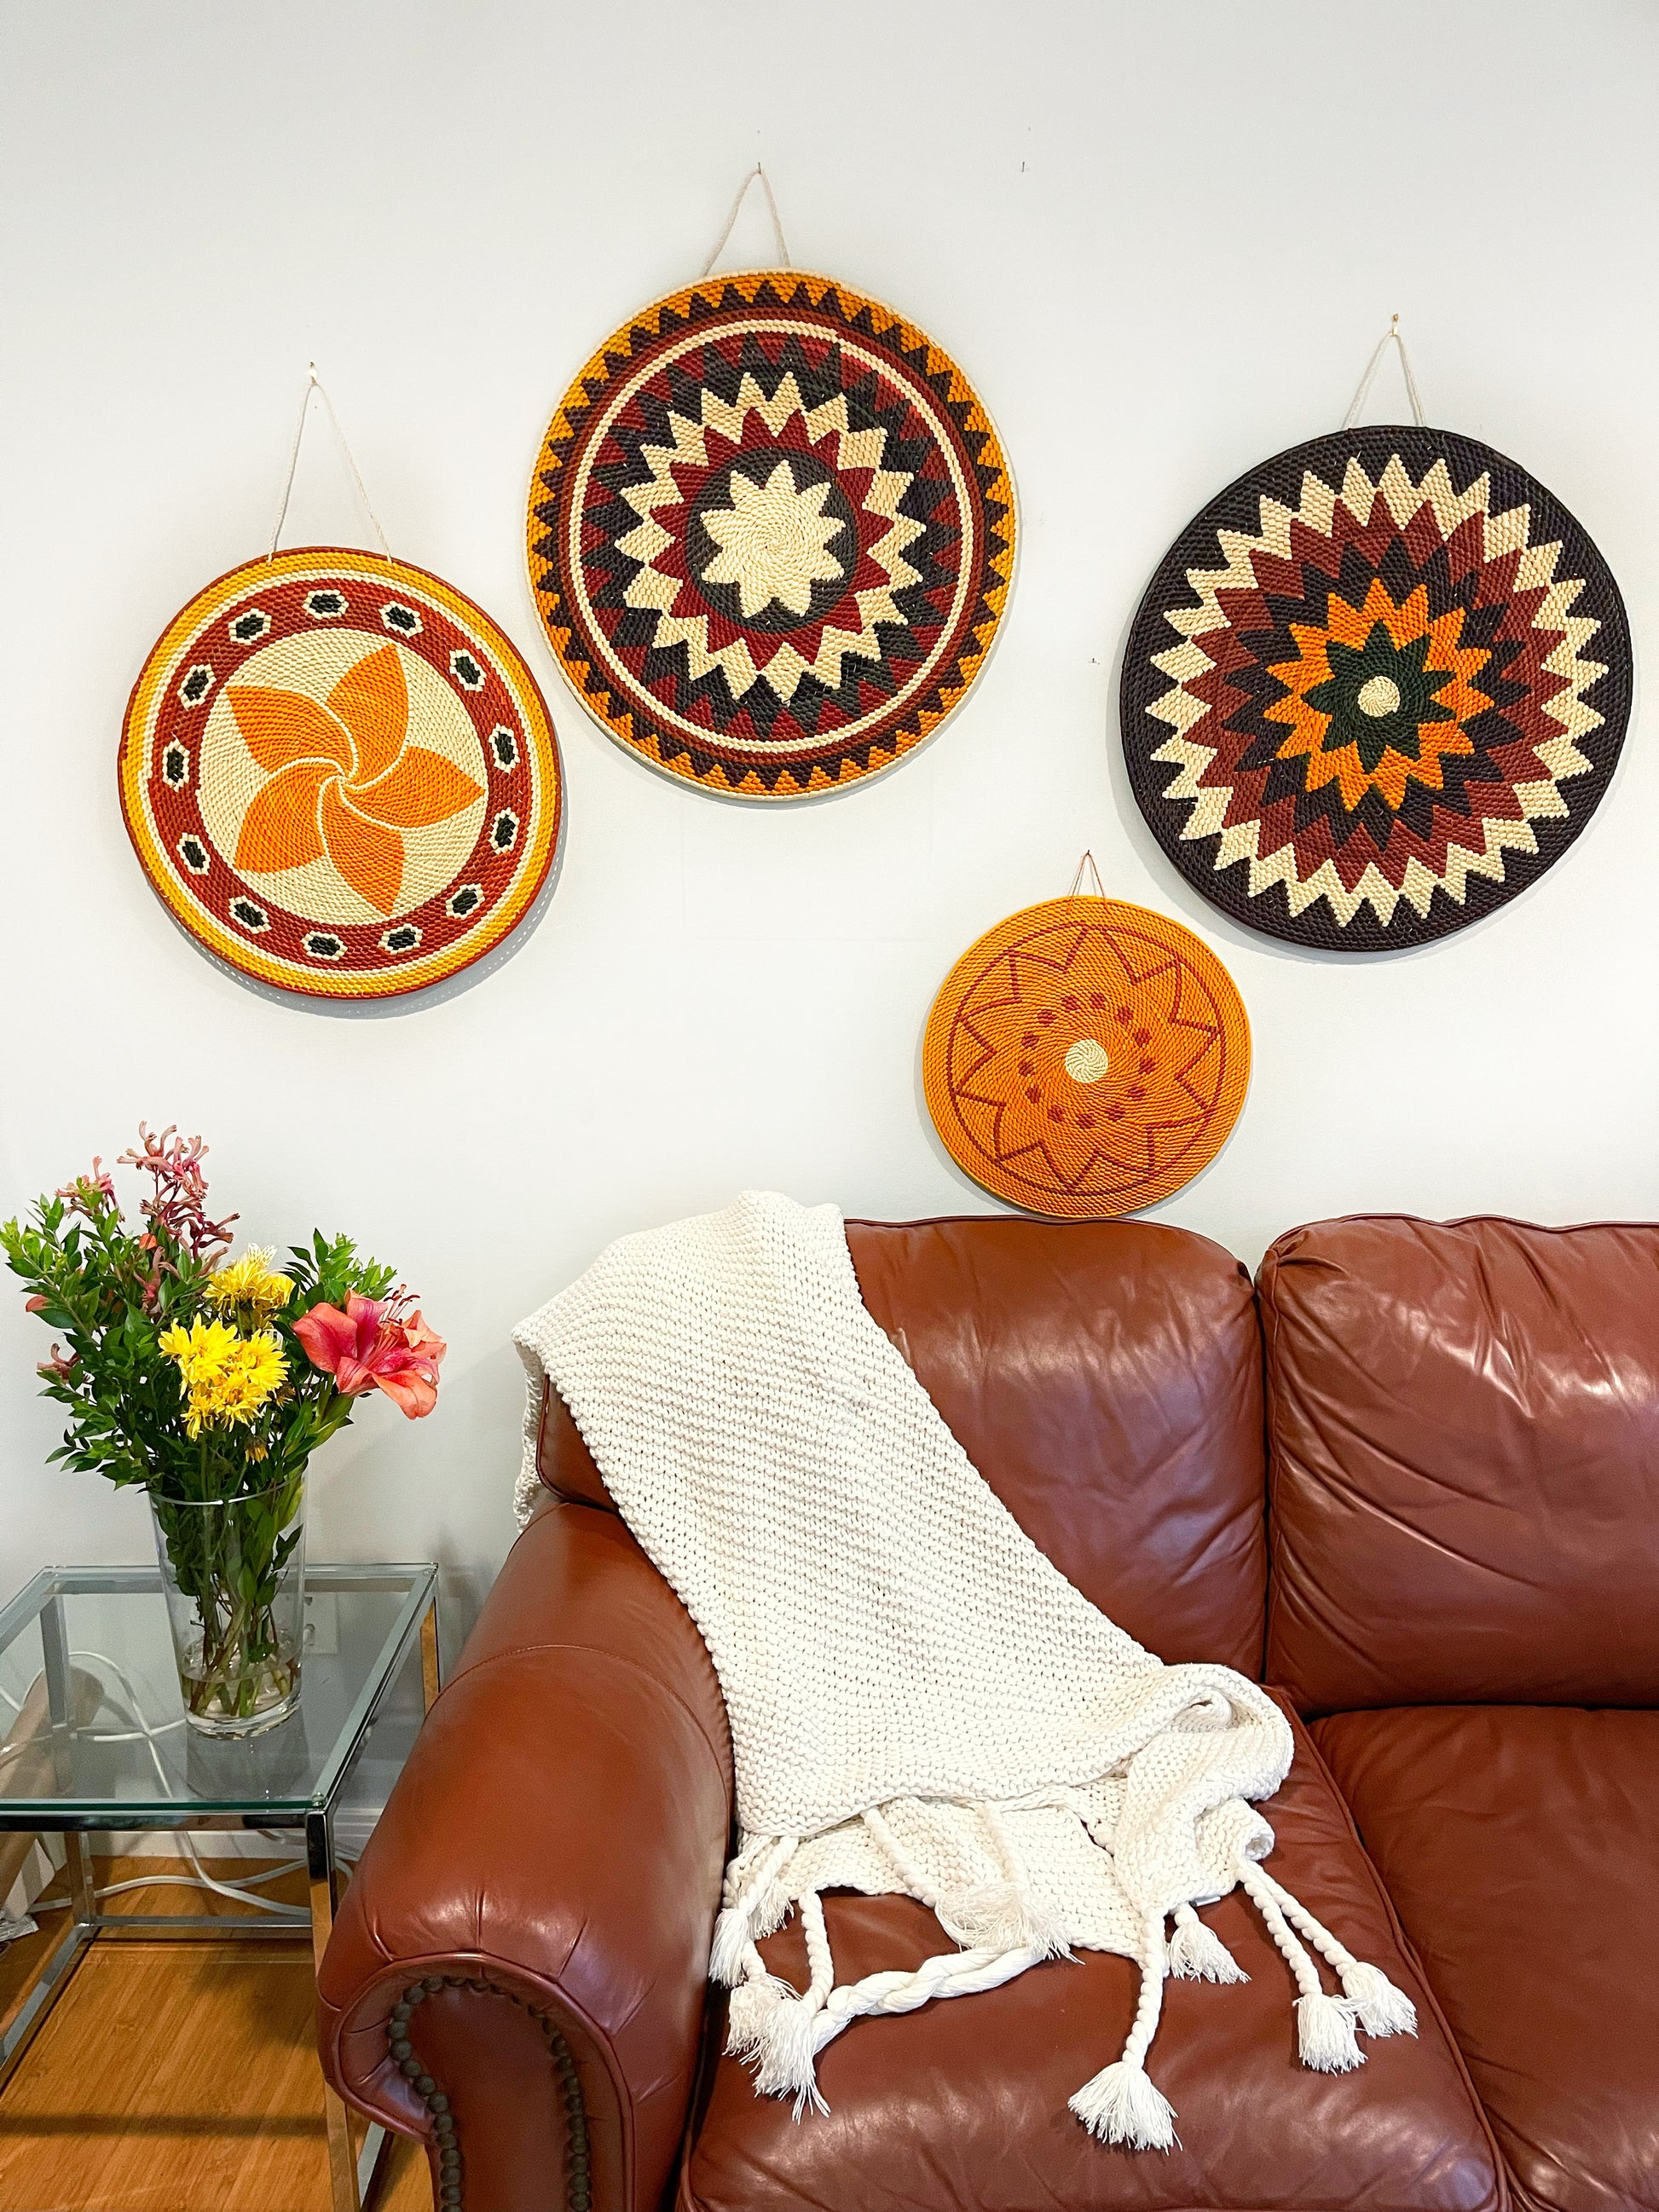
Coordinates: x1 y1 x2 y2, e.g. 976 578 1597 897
1063 1037 1112 1084
1357 674 1402 718
700 461 847 618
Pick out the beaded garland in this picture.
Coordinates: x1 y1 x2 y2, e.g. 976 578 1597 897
527 270 1014 800
1121 426 1631 951
118 549 563 998
922 896 1250 1218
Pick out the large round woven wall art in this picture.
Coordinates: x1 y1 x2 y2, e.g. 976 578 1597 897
527 270 1014 800
119 549 563 999
1121 426 1631 951
922 896 1250 1219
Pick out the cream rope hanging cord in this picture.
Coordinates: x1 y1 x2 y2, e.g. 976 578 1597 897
513 1193 1415 2151
1343 312 1426 429
699 163 792 275
267 362 394 563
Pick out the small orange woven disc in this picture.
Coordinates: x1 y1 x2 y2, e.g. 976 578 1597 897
922 896 1250 1218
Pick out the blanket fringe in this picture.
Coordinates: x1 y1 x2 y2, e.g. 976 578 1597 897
1340 1959 1419 2038
942 1874 1072 1961
733 1884 1049 2122
1068 2059 1178 2151
957 1804 1074 1959
709 1835 798 1986
1256 1870 1418 2039
743 1891 835 2117
718 1841 1412 2145
753 1994 830 2116
724 1950 797 2060
1166 1902 1248 1984
1296 1990 1365 2073
1240 1860 1415 2071
709 1905 756 1989
1070 1912 1177 2151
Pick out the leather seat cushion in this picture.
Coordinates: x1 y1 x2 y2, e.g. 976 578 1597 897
1314 1704 1659 2212
682 1706 1499 2212
1259 1215 1659 1712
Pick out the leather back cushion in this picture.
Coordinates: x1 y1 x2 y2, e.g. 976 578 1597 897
1261 1215 1659 1712
540 1211 1268 1676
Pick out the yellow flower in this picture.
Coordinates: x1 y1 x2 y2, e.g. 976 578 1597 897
159 1318 287 1438
205 1246 294 1315
159 1315 240 1380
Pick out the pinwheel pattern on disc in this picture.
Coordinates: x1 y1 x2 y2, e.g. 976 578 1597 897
528 270 1014 799
1121 428 1631 950
922 896 1250 1219
118 550 563 997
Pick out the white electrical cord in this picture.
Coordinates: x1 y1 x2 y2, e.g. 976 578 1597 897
5 1649 315 1920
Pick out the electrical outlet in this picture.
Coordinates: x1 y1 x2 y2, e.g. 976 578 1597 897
303 1591 339 1655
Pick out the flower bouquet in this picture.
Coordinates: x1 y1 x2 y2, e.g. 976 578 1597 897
3 1126 444 1736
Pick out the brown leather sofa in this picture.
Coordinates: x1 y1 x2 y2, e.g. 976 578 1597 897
317 1211 1659 2212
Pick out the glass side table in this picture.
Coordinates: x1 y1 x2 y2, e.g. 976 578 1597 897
0 1561 439 2212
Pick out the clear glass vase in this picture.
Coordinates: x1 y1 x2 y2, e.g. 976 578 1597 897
148 1476 306 1737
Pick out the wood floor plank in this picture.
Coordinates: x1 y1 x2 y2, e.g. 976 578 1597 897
0 1860 430 2212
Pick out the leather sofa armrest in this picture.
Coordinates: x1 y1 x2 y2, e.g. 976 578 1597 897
316 1503 733 2212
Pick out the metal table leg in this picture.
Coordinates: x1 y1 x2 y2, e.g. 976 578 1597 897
0 1912 92 2093
0 1597 105 2093
309 1808 384 2212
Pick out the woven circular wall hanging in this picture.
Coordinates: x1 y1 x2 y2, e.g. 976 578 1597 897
1121 425 1631 951
119 548 563 998
922 887 1250 1218
527 269 1014 800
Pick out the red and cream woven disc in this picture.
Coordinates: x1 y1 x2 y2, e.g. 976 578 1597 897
118 549 562 997
527 270 1014 800
922 896 1251 1218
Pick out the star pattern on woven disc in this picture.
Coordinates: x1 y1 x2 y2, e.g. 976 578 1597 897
1122 430 1630 949
1265 577 1493 811
698 459 850 617
602 369 924 708
954 937 1223 1191
922 899 1250 1220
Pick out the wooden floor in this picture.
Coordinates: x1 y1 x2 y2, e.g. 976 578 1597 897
0 1860 429 2212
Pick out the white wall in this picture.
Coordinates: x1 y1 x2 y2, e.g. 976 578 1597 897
4 0 1658 1636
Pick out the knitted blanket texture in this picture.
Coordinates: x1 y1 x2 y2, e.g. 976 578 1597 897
512 1193 1415 2150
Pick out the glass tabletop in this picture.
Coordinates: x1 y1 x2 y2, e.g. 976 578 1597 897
0 1564 436 1825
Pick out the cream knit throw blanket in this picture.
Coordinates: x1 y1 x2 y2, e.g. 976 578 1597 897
513 1193 1415 2151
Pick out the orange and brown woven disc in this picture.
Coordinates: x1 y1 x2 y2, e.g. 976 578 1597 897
922 897 1251 1218
118 549 562 998
1121 427 1631 950
527 270 1014 800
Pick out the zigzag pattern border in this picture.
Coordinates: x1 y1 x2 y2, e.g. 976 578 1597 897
525 270 1014 800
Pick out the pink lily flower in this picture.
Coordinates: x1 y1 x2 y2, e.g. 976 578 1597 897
293 1291 446 1418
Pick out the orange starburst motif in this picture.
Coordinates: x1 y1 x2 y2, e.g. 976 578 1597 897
953 932 1225 1192
228 646 483 915
1264 578 1493 813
